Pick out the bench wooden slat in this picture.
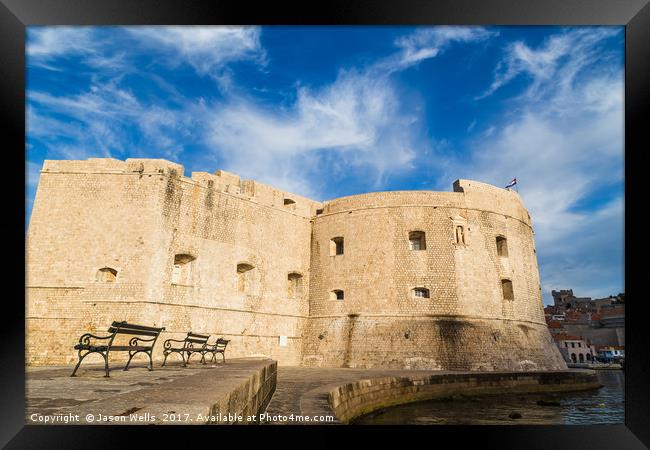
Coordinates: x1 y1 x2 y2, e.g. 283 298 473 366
188 333 209 339
108 328 160 337
111 321 164 332
186 338 208 343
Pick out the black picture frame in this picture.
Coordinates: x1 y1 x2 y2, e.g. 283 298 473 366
3 0 648 447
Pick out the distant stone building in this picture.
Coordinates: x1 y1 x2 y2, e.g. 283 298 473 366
554 333 595 364
26 157 567 371
551 289 593 309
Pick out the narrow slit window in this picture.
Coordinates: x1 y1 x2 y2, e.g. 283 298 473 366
413 287 430 298
96 267 117 282
496 236 508 257
330 289 344 300
501 279 514 301
409 231 426 251
330 237 344 256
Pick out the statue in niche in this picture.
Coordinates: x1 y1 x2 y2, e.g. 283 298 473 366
456 225 465 244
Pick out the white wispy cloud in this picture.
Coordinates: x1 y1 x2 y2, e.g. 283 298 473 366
199 26 496 198
202 69 420 197
126 26 266 76
28 26 266 77
441 27 624 302
477 27 620 99
379 26 497 72
27 27 96 58
27 27 129 73
27 79 195 161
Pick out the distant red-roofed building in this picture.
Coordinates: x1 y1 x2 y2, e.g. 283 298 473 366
546 289 624 348
546 320 563 335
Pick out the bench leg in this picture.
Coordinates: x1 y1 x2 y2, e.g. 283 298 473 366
103 352 111 377
147 351 154 371
186 351 193 367
124 351 136 371
70 350 89 377
163 350 186 367
221 352 226 364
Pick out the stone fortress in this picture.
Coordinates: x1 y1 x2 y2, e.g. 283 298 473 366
26 158 567 372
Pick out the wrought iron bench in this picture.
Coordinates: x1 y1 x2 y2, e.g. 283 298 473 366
71 321 165 377
161 332 210 367
201 337 230 364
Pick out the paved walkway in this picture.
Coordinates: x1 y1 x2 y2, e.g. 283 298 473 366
26 358 275 425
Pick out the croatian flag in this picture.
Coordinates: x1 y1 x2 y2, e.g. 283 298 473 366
505 178 517 189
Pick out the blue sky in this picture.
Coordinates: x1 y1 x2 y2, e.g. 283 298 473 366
25 26 624 304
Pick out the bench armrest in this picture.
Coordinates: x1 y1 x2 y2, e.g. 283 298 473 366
128 336 157 347
77 332 115 346
163 338 188 349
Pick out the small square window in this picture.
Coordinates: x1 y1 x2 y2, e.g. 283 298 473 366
413 288 430 298
409 231 426 251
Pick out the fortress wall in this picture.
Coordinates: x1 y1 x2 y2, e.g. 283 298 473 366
27 157 563 371
27 158 321 365
302 185 564 370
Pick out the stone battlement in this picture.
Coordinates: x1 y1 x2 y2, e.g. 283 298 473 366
40 157 322 218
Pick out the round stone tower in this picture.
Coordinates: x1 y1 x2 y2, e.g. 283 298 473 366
302 179 567 371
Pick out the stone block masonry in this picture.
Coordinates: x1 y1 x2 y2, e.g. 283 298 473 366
26 157 566 371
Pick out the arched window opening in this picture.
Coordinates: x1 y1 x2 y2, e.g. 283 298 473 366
501 279 514 301
237 263 255 293
96 267 117 282
571 353 577 363
586 353 592 361
455 225 466 244
409 231 426 251
287 273 303 299
579 353 585 363
496 236 508 257
330 289 344 301
330 237 344 256
172 254 196 285
412 287 430 298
